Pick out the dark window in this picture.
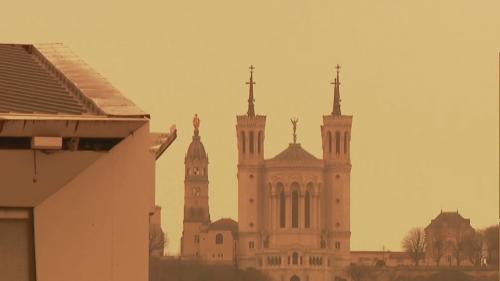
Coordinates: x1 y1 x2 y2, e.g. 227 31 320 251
335 131 341 154
292 190 299 228
215 233 223 244
292 252 299 265
304 191 310 228
280 190 286 228
249 131 254 153
335 241 341 249
258 131 262 154
241 131 246 153
249 241 255 249
344 131 349 154
328 131 332 153
321 239 326 248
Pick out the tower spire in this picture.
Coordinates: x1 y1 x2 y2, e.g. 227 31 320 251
331 64 342 116
246 65 256 117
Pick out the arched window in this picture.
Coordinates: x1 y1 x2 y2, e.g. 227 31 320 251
304 190 310 228
335 131 341 154
257 131 262 154
328 131 332 154
241 131 246 153
215 233 223 244
344 131 349 154
292 187 299 228
249 131 254 153
292 252 299 265
280 189 286 228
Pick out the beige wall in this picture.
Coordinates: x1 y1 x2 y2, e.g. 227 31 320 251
199 230 236 265
0 122 155 281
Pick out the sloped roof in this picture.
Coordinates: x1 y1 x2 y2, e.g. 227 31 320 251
0 44 91 115
271 143 319 161
0 43 147 118
208 218 238 233
425 211 471 230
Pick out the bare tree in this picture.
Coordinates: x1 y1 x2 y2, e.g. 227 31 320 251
467 231 484 266
453 226 474 266
149 224 166 256
484 225 499 265
402 227 426 266
429 232 446 266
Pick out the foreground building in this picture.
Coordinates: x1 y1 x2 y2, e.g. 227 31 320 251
0 43 176 281
424 211 475 266
182 65 353 281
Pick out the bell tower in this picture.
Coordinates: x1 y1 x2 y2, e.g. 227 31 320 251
320 65 352 272
236 65 266 267
181 114 210 259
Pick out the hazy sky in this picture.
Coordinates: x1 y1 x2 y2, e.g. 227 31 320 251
2 0 499 255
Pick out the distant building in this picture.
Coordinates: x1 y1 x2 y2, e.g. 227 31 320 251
351 251 412 267
181 65 353 281
424 211 475 266
0 43 176 281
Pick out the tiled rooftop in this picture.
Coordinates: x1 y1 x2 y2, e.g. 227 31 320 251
0 43 148 118
0 44 92 115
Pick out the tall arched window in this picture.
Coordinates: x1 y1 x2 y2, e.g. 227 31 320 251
292 188 299 228
292 252 299 265
257 131 262 154
344 131 349 154
241 131 246 153
304 190 310 228
249 131 254 153
215 233 223 244
335 131 341 154
280 189 286 228
328 131 332 154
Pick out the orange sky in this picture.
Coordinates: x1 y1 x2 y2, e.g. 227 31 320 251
2 0 499 255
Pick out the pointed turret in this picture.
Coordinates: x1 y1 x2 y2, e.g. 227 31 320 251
246 65 256 117
331 64 342 116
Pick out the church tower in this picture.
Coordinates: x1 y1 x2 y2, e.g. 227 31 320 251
321 65 352 272
236 66 266 267
181 114 210 259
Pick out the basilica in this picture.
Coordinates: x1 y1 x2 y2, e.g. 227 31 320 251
180 66 353 281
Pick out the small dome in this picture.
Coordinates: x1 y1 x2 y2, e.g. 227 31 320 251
186 135 207 161
186 113 208 161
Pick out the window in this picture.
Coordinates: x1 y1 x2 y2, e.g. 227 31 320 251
304 190 311 228
0 208 36 281
194 235 200 244
335 241 341 249
241 131 246 153
280 190 286 228
215 233 223 244
249 131 254 153
321 239 326 248
263 237 269 248
192 187 201 196
292 189 299 228
292 252 299 265
258 131 262 154
335 131 341 154
344 132 349 154
249 241 255 249
328 131 332 153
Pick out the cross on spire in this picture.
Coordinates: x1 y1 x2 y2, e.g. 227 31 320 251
245 65 256 117
331 64 342 116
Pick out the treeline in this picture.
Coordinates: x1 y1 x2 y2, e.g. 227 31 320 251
402 225 499 267
149 258 271 281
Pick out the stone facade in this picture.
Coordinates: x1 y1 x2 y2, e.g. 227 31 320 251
181 66 352 281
